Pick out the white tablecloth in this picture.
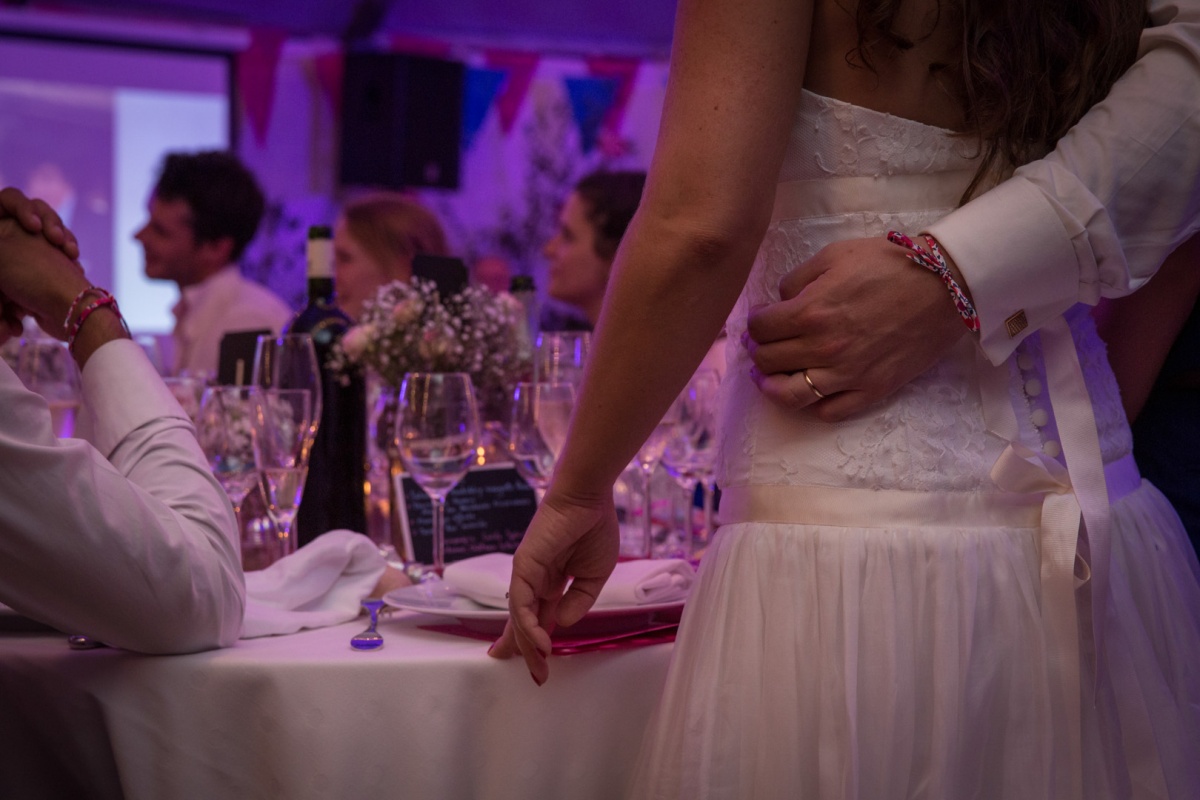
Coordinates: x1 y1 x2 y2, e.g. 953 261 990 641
0 608 673 800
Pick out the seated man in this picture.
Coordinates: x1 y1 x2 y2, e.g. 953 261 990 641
136 150 292 377
0 187 244 654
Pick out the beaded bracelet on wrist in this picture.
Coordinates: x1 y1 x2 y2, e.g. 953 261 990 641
64 286 130 356
886 230 980 333
63 285 107 333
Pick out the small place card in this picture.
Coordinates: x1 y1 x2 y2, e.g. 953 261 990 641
396 465 537 565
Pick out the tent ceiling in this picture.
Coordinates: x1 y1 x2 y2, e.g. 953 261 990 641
19 0 678 57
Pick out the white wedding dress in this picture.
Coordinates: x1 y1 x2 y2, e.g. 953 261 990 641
630 91 1200 799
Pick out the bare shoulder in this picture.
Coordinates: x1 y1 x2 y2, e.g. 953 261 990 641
804 0 965 130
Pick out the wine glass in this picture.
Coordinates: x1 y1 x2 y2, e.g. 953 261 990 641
395 372 481 576
534 331 590 387
632 401 683 559
661 369 721 560
17 337 81 437
508 381 576 503
253 387 314 559
197 385 265 528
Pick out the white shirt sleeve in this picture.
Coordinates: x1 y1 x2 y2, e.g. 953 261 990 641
0 339 244 653
926 0 1200 364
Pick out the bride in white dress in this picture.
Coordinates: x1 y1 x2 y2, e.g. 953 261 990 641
491 0 1200 797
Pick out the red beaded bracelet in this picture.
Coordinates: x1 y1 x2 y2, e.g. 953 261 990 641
65 287 130 356
886 231 980 333
62 285 105 334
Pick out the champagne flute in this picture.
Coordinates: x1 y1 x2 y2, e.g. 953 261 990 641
252 333 322 545
197 385 265 527
17 337 81 437
661 369 721 560
534 331 590 387
632 401 682 559
508 381 576 503
252 333 322 441
252 387 314 559
396 372 481 576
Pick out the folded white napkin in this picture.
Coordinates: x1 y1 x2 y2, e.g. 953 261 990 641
240 530 387 638
442 552 695 610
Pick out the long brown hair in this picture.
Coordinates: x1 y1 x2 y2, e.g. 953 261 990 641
853 0 1145 196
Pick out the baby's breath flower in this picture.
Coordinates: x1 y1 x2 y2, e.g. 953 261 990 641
329 278 532 411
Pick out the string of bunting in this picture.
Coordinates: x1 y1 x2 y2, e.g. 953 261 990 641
237 28 648 153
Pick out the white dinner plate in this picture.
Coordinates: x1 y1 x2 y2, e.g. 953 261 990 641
383 581 685 638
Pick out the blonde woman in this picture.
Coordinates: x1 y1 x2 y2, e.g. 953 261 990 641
333 192 448 320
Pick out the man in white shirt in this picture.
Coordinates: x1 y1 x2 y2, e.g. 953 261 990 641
746 0 1200 418
0 187 244 654
136 151 292 378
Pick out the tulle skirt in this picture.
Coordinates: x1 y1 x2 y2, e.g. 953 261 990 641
629 481 1200 799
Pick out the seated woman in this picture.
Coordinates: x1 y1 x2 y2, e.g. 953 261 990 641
333 192 449 320
541 170 646 331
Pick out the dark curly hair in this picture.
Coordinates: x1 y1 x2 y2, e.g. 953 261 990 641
851 0 1146 198
153 150 265 261
573 170 647 262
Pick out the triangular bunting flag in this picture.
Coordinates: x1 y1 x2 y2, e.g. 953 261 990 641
463 67 506 150
484 49 540 134
565 76 617 153
585 56 640 134
313 52 344 117
237 28 287 147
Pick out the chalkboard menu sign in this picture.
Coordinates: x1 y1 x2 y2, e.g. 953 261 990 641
396 465 537 565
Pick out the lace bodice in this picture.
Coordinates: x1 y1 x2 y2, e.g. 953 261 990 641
716 91 1132 494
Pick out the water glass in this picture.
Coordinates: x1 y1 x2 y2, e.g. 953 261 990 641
396 372 481 576
197 385 265 523
508 381 575 502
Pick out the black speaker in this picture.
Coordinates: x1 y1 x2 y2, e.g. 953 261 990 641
339 52 464 190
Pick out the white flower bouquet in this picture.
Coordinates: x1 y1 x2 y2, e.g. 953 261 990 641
328 278 533 417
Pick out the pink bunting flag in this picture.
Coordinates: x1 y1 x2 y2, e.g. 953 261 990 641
313 52 344 117
485 49 541 134
237 28 288 147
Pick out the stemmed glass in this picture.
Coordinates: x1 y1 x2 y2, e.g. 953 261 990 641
17 337 81 437
252 333 322 545
252 387 314 559
508 381 576 503
197 385 265 529
534 331 590 387
395 372 481 576
632 401 682 559
661 369 721 560
252 333 322 439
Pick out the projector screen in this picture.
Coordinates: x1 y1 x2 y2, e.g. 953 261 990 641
0 34 232 333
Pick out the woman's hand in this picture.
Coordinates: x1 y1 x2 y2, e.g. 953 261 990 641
488 489 620 685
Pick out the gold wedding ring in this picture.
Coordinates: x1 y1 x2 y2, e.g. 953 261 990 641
802 369 825 400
